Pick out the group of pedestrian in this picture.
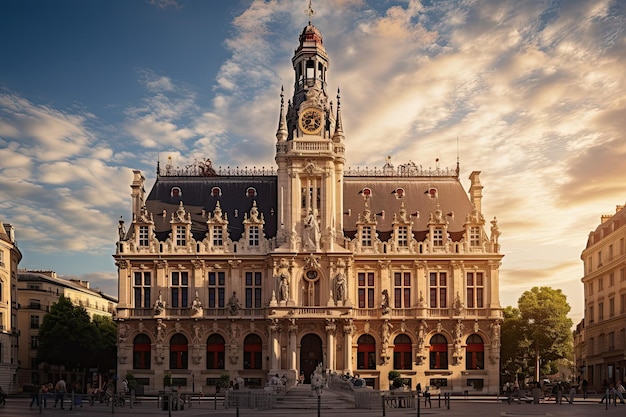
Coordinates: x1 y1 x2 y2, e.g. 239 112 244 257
598 380 626 405
29 378 89 409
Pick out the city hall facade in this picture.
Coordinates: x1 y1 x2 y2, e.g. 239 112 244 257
114 20 504 394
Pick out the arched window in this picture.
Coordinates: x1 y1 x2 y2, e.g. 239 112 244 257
357 334 376 370
429 334 448 370
465 334 484 370
244 334 262 370
133 334 151 369
393 334 412 370
170 334 188 369
246 187 257 198
211 187 222 197
207 333 225 369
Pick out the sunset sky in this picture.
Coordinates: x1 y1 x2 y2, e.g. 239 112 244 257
1 0 625 325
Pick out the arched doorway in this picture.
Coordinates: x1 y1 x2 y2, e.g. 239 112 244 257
300 333 323 383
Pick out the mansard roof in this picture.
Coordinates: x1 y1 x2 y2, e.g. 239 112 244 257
145 175 278 242
342 176 474 233
18 270 118 302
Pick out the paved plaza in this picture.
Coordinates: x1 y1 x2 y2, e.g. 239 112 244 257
2 396 626 417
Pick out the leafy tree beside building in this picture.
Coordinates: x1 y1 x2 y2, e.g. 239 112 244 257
501 287 573 383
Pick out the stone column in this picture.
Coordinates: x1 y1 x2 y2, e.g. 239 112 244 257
269 319 280 369
343 320 354 375
289 319 298 370
326 319 336 371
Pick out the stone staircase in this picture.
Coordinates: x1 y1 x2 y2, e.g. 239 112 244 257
274 384 356 409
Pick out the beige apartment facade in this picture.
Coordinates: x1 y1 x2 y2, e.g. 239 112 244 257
16 270 117 392
114 20 504 395
0 221 22 393
579 204 626 391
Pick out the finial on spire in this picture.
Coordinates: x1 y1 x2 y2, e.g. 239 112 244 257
305 0 315 25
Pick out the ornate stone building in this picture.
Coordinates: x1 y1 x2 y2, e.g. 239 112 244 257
114 19 503 394
578 204 626 391
0 220 21 393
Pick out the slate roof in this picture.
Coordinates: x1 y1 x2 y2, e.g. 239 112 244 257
145 172 475 243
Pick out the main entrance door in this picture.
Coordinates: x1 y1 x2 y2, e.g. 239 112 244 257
300 333 323 383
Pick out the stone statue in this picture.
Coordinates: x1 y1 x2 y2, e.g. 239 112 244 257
192 323 202 345
154 291 166 315
228 291 241 315
155 319 166 344
335 272 347 302
303 210 320 250
279 273 290 301
191 291 203 316
381 289 390 315
382 321 393 346
118 322 129 343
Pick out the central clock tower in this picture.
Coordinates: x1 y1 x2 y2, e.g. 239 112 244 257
274 17 346 252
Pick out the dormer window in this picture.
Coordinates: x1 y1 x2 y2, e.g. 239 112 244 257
393 188 404 198
360 188 372 197
397 226 408 247
211 187 222 197
249 225 260 246
426 188 438 199
469 226 481 246
433 227 443 247
138 225 149 247
175 225 186 246
171 187 182 197
361 226 372 247
246 187 257 198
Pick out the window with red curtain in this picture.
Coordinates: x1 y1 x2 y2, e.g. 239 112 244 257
429 334 448 369
133 334 151 369
169 334 188 369
206 333 225 369
357 334 377 370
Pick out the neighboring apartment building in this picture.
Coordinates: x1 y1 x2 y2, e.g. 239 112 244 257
580 204 626 391
16 270 117 392
0 221 22 393
114 20 504 394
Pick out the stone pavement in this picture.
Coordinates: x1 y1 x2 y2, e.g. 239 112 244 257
3 396 626 417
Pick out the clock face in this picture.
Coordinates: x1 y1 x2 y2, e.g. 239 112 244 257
299 108 323 135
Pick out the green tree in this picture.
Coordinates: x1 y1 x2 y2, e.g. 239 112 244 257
517 287 573 381
92 315 117 373
500 306 533 381
38 296 100 371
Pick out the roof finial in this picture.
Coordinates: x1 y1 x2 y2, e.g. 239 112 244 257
305 0 315 25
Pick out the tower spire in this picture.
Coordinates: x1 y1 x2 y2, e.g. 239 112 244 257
333 87 344 142
276 86 288 142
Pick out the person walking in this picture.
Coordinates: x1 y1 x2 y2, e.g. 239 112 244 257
29 385 40 409
53 378 66 409
615 381 626 404
581 379 588 399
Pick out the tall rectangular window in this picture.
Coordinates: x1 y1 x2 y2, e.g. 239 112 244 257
249 226 259 246
621 293 626 314
466 272 484 308
429 272 447 308
598 302 604 321
609 297 615 317
175 226 186 246
433 227 443 247
212 226 223 246
208 271 226 308
393 272 411 308
589 305 594 324
30 336 39 349
138 225 149 246
170 271 189 308
397 226 408 247
30 315 39 329
133 271 152 308
469 226 480 246
358 272 375 308
610 272 615 287
361 227 372 247
245 272 262 308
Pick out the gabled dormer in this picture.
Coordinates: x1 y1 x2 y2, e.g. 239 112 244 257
427 203 450 253
205 201 231 253
391 202 414 253
240 201 266 252
131 205 158 252
356 198 379 253
463 205 486 252
166 201 193 253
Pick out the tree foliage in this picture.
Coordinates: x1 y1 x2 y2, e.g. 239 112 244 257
37 296 116 372
501 287 573 381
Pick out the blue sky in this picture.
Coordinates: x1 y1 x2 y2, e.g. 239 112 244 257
1 0 626 326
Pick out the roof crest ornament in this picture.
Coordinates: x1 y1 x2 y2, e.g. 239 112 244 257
305 0 315 25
